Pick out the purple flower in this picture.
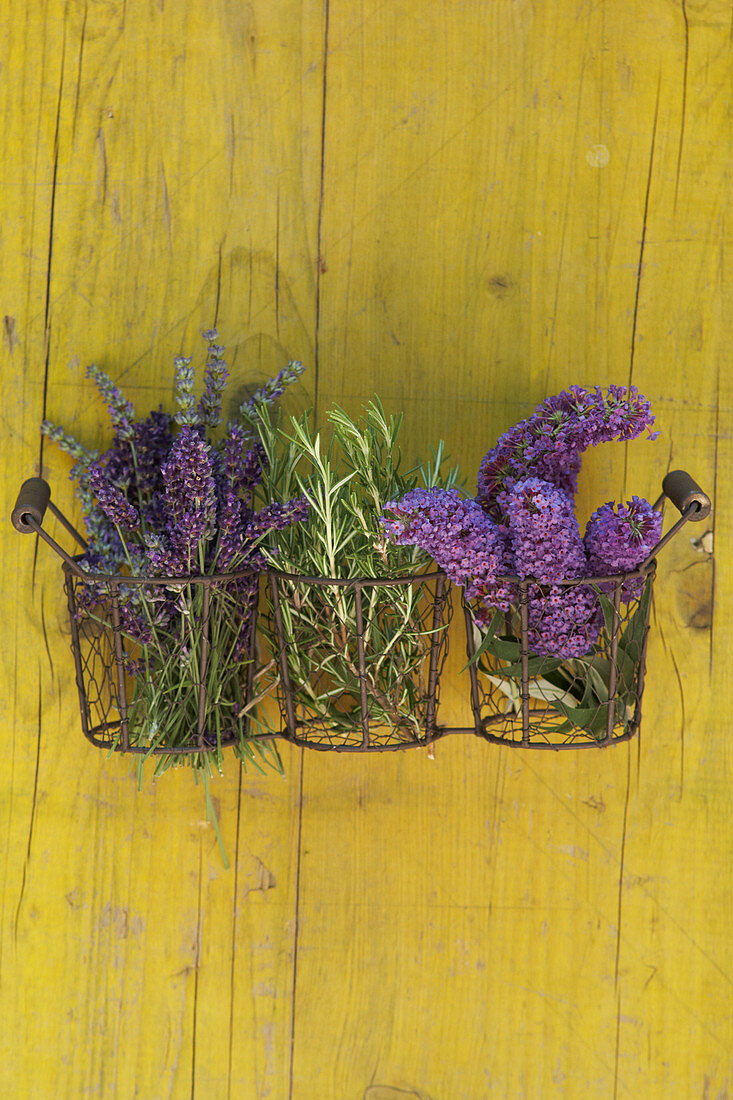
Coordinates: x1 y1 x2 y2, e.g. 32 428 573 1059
198 330 229 428
86 365 136 441
88 461 141 531
173 356 198 427
156 426 217 574
245 497 310 540
523 582 603 658
477 385 658 517
499 477 587 583
585 496 662 600
382 487 513 609
101 410 172 500
132 410 173 494
238 361 305 418
221 423 265 498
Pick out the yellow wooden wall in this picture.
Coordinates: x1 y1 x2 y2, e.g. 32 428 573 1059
1 1 730 1096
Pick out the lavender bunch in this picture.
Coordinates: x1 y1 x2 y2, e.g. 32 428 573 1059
41 331 308 861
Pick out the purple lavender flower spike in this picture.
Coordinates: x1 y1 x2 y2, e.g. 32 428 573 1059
173 356 198 427
133 410 173 493
381 487 514 609
477 385 658 518
238 361 306 418
160 425 217 573
585 496 662 600
245 497 310 540
221 423 265 497
86 365 136 441
198 330 229 428
88 461 141 531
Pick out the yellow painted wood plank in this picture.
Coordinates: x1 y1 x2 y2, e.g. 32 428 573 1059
1 0 730 1097
294 0 732 1096
1 1 323 1096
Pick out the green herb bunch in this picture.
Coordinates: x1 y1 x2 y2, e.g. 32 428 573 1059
240 397 462 745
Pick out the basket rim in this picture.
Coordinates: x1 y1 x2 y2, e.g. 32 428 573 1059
468 559 657 591
62 555 260 586
266 566 447 587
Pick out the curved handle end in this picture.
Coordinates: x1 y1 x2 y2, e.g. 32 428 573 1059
662 470 711 522
12 478 51 533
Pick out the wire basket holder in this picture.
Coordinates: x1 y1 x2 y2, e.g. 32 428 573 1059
266 568 452 752
457 470 711 749
12 478 260 757
13 469 710 755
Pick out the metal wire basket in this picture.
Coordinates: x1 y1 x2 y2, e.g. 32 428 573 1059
12 478 261 761
265 568 452 751
13 469 710 756
460 470 711 749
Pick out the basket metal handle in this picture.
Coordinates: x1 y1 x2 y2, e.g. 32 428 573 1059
660 470 711 520
12 477 51 533
642 469 711 568
12 477 88 574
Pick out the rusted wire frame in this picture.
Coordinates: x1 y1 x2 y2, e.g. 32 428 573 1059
63 559 261 755
603 579 623 743
266 568 449 751
27 475 707 754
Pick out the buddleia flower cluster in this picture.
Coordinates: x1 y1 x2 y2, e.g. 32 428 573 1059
381 385 662 658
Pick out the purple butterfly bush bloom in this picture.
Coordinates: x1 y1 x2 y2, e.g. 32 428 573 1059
381 487 514 611
477 384 658 518
498 477 586 583
585 496 662 600
382 385 660 659
495 478 602 657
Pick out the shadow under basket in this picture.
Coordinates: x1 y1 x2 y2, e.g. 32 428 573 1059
266 568 452 751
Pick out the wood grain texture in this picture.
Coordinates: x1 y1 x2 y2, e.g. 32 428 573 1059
1 1 730 1097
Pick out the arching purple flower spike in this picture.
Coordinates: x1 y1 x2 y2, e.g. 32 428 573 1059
86 365 136 441
477 385 658 518
238 360 306 418
381 487 513 609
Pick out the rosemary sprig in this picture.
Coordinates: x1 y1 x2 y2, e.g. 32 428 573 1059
243 397 462 741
